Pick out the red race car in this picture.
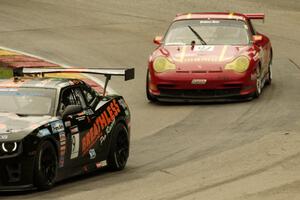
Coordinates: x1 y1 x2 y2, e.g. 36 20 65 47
146 12 272 102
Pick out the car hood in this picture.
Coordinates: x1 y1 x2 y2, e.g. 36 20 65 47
0 113 52 141
155 45 253 71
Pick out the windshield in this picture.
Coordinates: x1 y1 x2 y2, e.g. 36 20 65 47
0 87 56 116
164 19 250 45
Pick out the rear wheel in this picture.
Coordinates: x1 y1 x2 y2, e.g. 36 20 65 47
34 141 57 190
107 124 129 171
146 69 157 102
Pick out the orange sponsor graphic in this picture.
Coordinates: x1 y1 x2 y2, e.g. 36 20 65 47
82 99 121 155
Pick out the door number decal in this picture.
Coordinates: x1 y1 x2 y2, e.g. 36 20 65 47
71 133 80 159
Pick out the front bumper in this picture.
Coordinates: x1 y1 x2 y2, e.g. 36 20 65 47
155 88 254 102
0 154 35 191
148 70 256 101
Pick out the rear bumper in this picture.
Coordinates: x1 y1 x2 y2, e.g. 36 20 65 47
0 154 35 191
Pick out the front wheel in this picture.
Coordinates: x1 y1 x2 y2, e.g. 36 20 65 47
254 66 262 98
34 141 57 190
107 123 129 171
265 62 272 85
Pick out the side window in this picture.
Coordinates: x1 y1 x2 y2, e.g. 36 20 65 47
73 88 86 109
58 87 86 115
81 85 97 107
59 88 78 114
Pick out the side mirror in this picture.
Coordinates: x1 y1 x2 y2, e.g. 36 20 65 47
153 36 163 45
62 105 83 118
252 35 263 43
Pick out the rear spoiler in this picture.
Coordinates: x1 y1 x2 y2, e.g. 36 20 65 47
13 67 135 96
14 67 135 81
244 13 265 21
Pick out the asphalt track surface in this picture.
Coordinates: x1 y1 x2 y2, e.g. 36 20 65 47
0 0 300 199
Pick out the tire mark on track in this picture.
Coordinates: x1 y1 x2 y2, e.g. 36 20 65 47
159 151 300 200
288 58 300 70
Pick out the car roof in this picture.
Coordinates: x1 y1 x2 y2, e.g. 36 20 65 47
0 77 83 89
174 12 247 21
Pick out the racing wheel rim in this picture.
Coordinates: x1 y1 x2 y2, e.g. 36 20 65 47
115 131 129 168
40 146 57 184
256 67 262 96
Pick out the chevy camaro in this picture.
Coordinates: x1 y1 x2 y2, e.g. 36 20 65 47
0 67 134 191
146 12 272 102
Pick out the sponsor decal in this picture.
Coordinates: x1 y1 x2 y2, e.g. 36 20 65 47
59 132 66 168
76 116 86 121
174 56 229 63
191 79 207 85
96 160 107 168
200 20 220 24
84 109 94 116
105 119 115 135
118 99 129 116
70 126 79 134
81 99 121 155
0 135 8 140
51 120 64 134
194 46 214 52
71 133 80 159
99 134 107 145
37 128 51 137
89 149 96 160
64 121 71 128
118 99 127 109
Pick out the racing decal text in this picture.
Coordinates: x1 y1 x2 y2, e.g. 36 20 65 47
70 126 80 159
81 99 121 155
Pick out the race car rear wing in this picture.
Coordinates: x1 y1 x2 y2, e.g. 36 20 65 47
244 13 265 21
13 67 135 96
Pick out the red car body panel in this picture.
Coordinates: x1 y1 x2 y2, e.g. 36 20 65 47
147 12 272 101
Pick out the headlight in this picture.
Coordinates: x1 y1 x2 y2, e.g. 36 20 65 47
0 142 19 155
224 56 250 73
153 57 176 73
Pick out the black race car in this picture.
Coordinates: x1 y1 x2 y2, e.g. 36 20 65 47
0 67 134 191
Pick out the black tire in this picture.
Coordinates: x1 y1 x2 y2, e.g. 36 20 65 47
254 66 262 98
34 140 57 190
265 62 272 85
266 50 273 85
107 123 129 171
146 69 158 102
